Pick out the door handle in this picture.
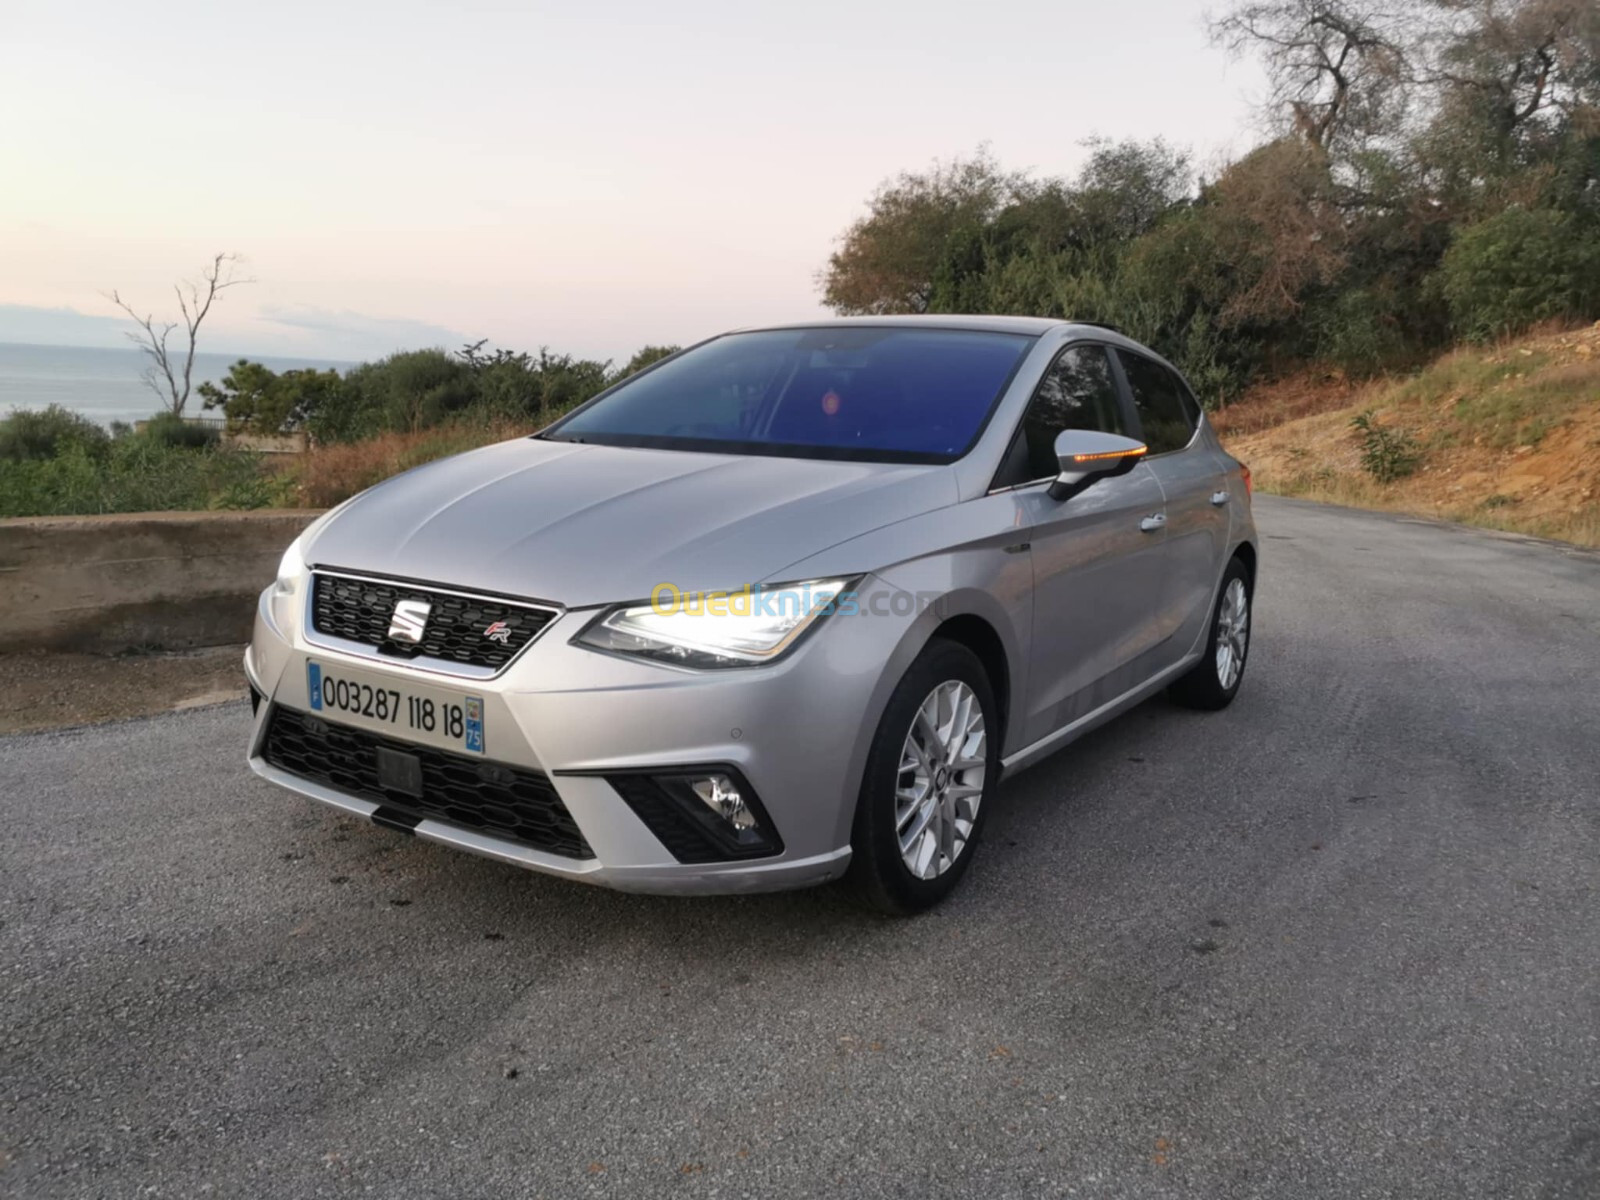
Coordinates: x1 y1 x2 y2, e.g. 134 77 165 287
1211 490 1230 506
1139 514 1166 533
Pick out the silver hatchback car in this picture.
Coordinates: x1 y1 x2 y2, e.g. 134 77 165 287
246 317 1256 912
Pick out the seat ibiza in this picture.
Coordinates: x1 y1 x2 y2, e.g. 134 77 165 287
246 317 1257 912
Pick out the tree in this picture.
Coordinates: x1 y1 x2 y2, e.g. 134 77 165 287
1414 0 1599 137
107 253 252 417
615 345 681 380
1410 0 1600 215
821 140 1193 320
452 341 613 424
1208 138 1351 326
1210 1 1412 153
821 150 1027 314
198 360 343 435
1069 137 1195 246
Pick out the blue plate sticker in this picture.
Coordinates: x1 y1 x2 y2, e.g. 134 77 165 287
465 697 485 754
307 661 323 710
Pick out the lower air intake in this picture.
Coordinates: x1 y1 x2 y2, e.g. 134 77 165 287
262 706 591 860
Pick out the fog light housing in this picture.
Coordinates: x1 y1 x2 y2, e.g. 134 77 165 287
690 773 756 831
594 765 783 862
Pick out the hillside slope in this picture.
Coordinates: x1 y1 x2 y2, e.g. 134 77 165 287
1217 323 1600 548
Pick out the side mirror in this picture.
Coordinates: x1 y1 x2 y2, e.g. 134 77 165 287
1048 430 1148 501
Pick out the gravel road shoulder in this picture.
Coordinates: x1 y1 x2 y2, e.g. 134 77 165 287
0 645 246 734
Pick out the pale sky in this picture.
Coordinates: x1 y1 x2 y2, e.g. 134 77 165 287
0 0 1266 364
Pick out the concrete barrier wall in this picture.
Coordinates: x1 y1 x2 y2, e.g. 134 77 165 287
0 510 323 654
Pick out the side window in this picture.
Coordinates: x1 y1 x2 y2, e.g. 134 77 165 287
1116 350 1197 455
1013 344 1126 481
1175 376 1204 428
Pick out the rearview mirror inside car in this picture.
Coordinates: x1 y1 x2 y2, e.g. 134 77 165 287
1050 430 1149 501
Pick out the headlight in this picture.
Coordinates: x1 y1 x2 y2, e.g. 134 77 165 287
274 535 308 596
575 578 852 669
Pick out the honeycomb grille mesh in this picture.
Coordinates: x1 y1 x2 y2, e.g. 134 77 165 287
310 573 555 671
263 706 591 859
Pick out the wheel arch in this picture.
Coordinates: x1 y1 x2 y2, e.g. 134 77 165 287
927 613 1012 751
1231 539 1258 588
826 578 1027 852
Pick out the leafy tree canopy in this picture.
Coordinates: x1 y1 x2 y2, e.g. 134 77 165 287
818 0 1600 401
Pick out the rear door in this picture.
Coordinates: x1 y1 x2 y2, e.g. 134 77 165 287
1000 342 1170 746
1113 349 1228 658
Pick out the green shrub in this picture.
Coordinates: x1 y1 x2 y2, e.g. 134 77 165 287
614 344 681 379
209 468 291 511
1308 286 1412 375
1350 411 1423 482
1435 209 1600 342
0 438 277 518
140 412 221 449
0 405 110 462
309 349 475 442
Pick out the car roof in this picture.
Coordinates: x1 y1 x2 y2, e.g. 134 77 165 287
720 314 1178 378
735 314 1098 338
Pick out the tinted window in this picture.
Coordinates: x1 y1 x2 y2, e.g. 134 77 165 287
1175 375 1204 426
1116 350 1197 455
1014 344 1126 480
543 327 1033 463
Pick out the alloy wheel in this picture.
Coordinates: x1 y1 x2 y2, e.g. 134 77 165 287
1215 577 1250 690
894 680 987 880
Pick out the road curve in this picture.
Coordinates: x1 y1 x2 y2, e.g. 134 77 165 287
3 495 1598 1199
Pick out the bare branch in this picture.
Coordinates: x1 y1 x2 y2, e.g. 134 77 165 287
1210 2 1413 152
105 288 182 409
1406 0 1593 139
103 254 253 416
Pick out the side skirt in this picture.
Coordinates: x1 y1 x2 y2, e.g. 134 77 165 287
999 649 1202 779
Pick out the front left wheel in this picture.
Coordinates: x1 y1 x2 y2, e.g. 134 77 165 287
848 639 999 914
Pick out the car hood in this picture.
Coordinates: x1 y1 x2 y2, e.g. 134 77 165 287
304 437 956 606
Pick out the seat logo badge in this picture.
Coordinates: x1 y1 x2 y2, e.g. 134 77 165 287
483 620 512 645
387 599 431 644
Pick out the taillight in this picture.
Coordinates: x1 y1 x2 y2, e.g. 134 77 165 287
1240 463 1253 495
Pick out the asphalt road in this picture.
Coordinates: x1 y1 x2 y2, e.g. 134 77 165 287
4 496 1599 1199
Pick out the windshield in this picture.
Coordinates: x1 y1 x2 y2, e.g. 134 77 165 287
541 327 1034 463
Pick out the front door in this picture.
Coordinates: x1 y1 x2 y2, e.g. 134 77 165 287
996 342 1170 747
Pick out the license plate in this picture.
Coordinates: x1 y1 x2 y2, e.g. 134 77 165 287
306 660 486 755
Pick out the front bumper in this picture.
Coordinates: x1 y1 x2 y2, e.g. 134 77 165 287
244 580 907 894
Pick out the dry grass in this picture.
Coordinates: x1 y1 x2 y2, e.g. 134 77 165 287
1210 367 1373 438
286 419 535 509
1225 322 1600 548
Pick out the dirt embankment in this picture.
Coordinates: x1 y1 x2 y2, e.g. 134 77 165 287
1215 322 1600 547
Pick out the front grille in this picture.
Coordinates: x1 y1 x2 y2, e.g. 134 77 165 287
263 706 591 859
310 572 556 671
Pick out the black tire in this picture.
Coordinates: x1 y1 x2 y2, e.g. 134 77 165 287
848 639 1000 915
1169 554 1253 711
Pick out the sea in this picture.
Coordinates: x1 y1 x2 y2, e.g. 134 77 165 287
0 342 358 427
